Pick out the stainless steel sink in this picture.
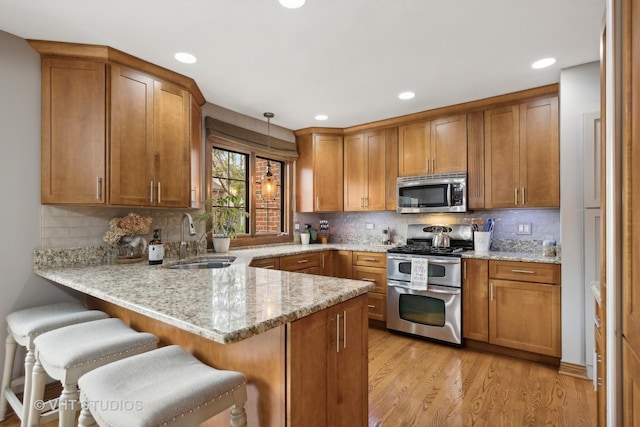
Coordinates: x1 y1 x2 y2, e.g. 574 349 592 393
167 257 236 270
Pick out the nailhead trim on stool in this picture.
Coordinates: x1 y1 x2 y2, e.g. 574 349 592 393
0 302 109 427
28 318 158 427
77 345 248 427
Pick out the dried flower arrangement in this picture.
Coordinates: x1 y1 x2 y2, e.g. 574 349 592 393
103 213 153 246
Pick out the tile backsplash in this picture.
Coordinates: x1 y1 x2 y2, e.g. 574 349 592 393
294 209 560 248
40 205 206 249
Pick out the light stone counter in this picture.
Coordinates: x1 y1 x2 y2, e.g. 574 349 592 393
462 250 561 264
34 243 379 344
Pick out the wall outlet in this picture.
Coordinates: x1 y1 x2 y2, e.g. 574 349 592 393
365 223 374 230
294 222 300 231
517 223 532 235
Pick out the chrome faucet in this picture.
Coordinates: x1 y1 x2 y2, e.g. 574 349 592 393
179 213 196 259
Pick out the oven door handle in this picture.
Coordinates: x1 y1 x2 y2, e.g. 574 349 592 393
388 256 460 265
388 281 461 295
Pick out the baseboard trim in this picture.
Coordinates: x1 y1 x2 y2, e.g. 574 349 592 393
558 361 589 379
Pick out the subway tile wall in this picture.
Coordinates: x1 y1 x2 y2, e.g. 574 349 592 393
40 206 205 249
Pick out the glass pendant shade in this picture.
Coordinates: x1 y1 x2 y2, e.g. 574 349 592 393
261 161 278 201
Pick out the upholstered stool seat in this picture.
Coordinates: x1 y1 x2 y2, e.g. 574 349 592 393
28 318 158 427
0 302 109 426
77 345 248 427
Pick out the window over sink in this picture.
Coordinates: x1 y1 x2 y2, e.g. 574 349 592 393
205 140 292 248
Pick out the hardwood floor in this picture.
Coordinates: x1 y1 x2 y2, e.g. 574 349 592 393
368 327 597 427
1 327 596 427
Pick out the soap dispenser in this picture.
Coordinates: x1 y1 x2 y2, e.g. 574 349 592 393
148 229 164 265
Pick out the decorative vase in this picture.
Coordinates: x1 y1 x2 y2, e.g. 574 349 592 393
116 235 146 263
213 236 231 253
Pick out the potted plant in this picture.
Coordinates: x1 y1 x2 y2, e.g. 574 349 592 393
197 193 249 253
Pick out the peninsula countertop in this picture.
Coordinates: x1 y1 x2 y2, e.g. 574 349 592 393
34 244 377 345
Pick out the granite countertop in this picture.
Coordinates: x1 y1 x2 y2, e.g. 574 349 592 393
462 250 562 264
34 244 378 345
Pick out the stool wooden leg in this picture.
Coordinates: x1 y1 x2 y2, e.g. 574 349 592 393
58 383 79 427
77 406 97 427
230 386 247 427
0 333 17 421
27 358 46 427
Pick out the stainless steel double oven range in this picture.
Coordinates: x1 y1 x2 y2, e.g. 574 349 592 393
386 224 473 346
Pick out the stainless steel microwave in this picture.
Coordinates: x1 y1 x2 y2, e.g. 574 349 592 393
396 172 467 214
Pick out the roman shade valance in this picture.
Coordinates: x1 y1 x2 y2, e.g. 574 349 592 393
205 116 298 160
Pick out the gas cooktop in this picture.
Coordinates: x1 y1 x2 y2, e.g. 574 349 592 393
387 223 474 257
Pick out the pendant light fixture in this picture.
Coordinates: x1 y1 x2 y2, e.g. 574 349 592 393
259 112 278 202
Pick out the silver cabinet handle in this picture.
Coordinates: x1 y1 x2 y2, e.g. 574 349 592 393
368 304 376 309
157 182 161 204
432 158 435 173
297 259 309 264
511 269 535 274
343 310 347 349
521 187 525 205
514 187 518 205
336 313 340 353
361 278 376 282
463 261 467 281
263 265 275 269
150 181 154 203
322 253 325 269
96 176 102 201
490 282 494 301
362 257 379 262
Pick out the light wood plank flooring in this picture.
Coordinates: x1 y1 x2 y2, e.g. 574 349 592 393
1 327 597 427
368 327 597 427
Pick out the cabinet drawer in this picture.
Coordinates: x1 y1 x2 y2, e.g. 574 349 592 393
353 251 386 267
250 257 280 270
280 252 322 271
352 265 387 293
489 260 561 285
367 293 387 321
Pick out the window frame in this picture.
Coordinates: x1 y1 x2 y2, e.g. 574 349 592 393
205 137 293 248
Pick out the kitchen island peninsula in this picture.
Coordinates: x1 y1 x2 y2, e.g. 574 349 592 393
34 253 373 427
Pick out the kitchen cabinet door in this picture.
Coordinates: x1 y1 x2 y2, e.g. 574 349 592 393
333 251 353 279
489 279 561 357
430 114 468 174
623 338 640 427
152 80 191 207
41 58 106 205
463 259 489 342
385 127 399 211
109 65 154 206
344 131 385 211
519 97 559 207
327 295 368 427
296 133 344 212
484 105 520 208
398 121 430 176
190 96 202 209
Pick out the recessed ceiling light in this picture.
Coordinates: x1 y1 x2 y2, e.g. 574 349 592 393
174 52 197 64
315 114 328 121
531 57 556 69
398 91 415 100
279 0 306 9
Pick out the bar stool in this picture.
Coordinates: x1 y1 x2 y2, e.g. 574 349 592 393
0 302 109 426
28 317 158 427
77 345 248 427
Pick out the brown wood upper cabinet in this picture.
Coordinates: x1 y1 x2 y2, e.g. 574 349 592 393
110 65 193 207
344 131 386 211
485 96 559 208
32 41 204 207
296 133 344 212
398 114 467 177
40 58 107 205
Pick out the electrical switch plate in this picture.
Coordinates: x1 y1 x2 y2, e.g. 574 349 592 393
517 223 532 235
365 223 374 230
294 222 300 230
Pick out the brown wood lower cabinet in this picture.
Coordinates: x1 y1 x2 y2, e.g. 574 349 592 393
288 294 368 427
352 251 387 322
465 259 561 358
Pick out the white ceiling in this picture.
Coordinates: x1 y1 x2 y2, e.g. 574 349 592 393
0 0 604 130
